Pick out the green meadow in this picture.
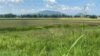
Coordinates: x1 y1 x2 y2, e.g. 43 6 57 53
0 18 99 56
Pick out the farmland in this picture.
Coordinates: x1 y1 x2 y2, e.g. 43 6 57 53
0 18 100 56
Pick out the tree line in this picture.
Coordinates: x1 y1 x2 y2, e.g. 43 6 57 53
0 13 98 19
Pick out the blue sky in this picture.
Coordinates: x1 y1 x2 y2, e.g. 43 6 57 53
0 0 99 15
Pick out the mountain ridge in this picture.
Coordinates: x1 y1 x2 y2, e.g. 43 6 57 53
35 10 66 15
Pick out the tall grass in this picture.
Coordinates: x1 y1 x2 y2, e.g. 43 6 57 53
0 24 99 56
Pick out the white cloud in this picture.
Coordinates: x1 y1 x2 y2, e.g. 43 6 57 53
44 0 57 4
11 8 36 14
45 2 83 11
12 8 46 14
87 3 95 6
44 0 94 12
61 5 82 11
20 9 34 12
44 0 57 8
0 0 23 4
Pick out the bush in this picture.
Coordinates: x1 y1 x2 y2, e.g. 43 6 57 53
89 15 97 19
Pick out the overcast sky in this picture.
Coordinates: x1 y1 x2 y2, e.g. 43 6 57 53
0 0 99 15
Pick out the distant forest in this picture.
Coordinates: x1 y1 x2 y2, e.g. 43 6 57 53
0 13 98 19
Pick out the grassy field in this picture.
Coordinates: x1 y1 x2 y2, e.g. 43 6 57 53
0 18 100 56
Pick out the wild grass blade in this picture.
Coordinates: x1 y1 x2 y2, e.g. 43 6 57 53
65 34 84 56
